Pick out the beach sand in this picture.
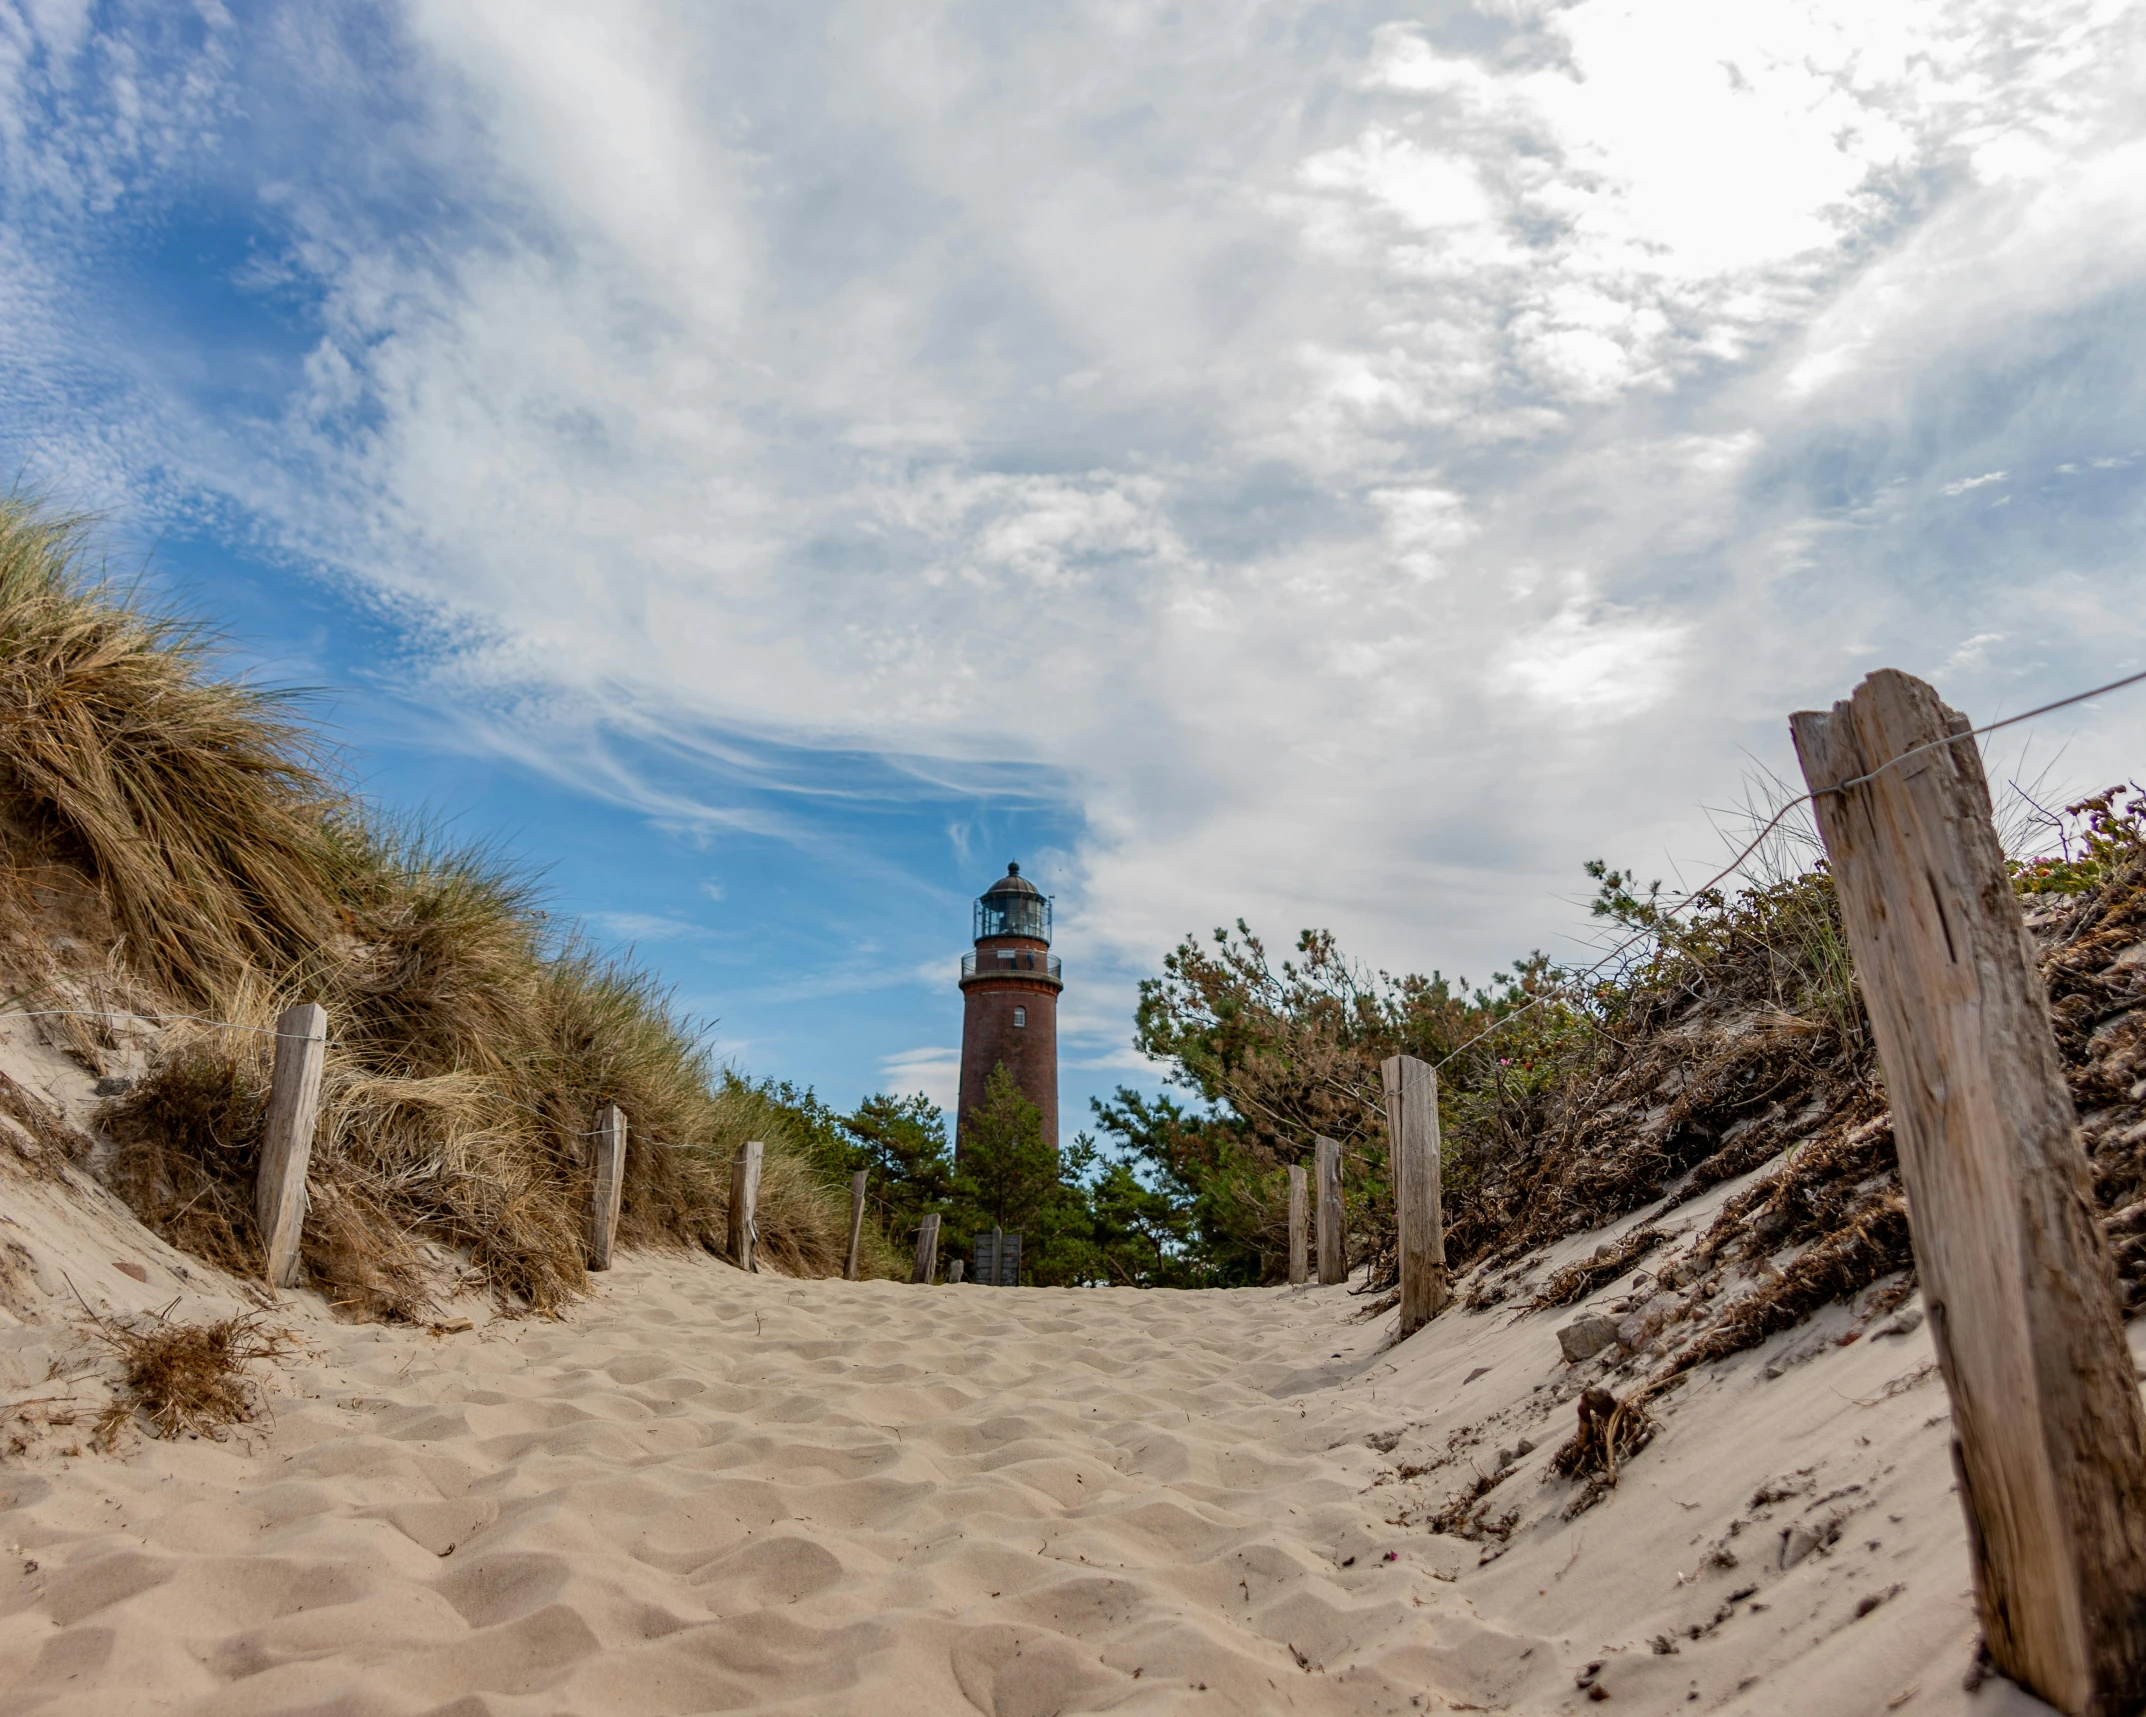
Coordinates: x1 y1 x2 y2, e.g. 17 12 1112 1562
0 1155 2088 1716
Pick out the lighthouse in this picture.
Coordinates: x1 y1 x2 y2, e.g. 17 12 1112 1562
956 863 1062 1155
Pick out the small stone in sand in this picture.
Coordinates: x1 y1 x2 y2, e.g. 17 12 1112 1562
1559 1313 1621 1363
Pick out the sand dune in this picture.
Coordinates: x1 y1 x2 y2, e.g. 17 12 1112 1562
0 1158 2087 1715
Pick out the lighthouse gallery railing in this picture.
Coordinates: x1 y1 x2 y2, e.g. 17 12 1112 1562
959 950 1063 987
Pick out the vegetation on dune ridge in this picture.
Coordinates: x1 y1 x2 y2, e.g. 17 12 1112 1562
745 1066 1204 1288
11 489 2141 1342
1101 778 2146 1365
0 495 858 1313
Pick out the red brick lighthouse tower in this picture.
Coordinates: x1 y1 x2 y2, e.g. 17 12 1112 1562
957 863 1061 1155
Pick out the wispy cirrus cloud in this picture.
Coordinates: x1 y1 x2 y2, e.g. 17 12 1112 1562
877 1045 960 1117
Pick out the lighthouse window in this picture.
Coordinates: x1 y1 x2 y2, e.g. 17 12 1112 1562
1013 1007 1027 1028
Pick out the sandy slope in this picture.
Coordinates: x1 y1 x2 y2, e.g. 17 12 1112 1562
0 1155 2095 1717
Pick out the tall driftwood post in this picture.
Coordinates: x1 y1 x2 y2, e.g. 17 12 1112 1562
1314 1136 1345 1285
1793 668 2146 1716
1287 1163 1309 1286
1383 1053 1447 1334
844 1170 868 1281
257 1002 328 1289
912 1213 941 1284
588 1104 627 1271
729 1140 763 1272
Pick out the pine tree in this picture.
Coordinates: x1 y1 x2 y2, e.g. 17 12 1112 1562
956 1061 1059 1231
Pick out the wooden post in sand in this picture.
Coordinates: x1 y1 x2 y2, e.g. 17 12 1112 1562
844 1170 868 1281
587 1104 626 1271
729 1140 763 1273
1314 1137 1345 1285
1382 1054 1447 1335
257 1001 327 1289
911 1213 941 1284
1793 669 2146 1715
1287 1164 1308 1286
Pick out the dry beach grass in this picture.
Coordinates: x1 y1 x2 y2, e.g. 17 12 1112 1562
0 496 856 1315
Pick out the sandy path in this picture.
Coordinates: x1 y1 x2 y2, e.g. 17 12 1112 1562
1 1258 1501 1716
0 1171 2081 1717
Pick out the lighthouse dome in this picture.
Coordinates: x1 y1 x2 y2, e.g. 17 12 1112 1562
974 863 1051 943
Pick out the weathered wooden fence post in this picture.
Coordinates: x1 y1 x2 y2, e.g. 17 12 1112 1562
1315 1136 1345 1285
1287 1163 1309 1286
974 1227 1021 1286
912 1213 941 1284
844 1170 868 1282
588 1104 626 1271
1793 668 2146 1716
257 1002 327 1289
728 1140 763 1272
1382 1053 1447 1334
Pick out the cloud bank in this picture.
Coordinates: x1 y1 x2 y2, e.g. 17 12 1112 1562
3 0 2145 1048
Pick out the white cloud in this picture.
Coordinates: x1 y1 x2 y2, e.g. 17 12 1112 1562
1301 127 1494 233
1498 604 1689 719
878 1045 960 1115
1370 485 1473 580
1944 632 2007 674
584 911 710 944
1942 471 2009 495
5 0 2146 1002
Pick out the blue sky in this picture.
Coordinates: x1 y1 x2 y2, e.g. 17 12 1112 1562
2 0 2144 1129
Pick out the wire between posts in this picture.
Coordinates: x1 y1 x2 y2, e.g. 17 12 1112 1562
0 1007 338 1042
1431 664 2146 1071
4 1006 657 1144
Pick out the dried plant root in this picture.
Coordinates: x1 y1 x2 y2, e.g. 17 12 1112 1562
86 1305 293 1444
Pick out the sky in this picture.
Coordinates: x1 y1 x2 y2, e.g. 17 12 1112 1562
0 0 2142 1134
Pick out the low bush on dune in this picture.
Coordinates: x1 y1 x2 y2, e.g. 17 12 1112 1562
1102 777 2146 1358
0 494 855 1314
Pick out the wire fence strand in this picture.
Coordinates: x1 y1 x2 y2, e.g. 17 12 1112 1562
0 1007 324 1040
0 1008 671 1145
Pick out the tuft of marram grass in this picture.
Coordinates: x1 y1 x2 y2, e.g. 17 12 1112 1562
0 499 341 1003
89 1308 294 1444
0 493 852 1313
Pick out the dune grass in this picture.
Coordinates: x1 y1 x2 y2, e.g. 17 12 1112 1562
0 494 851 1314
